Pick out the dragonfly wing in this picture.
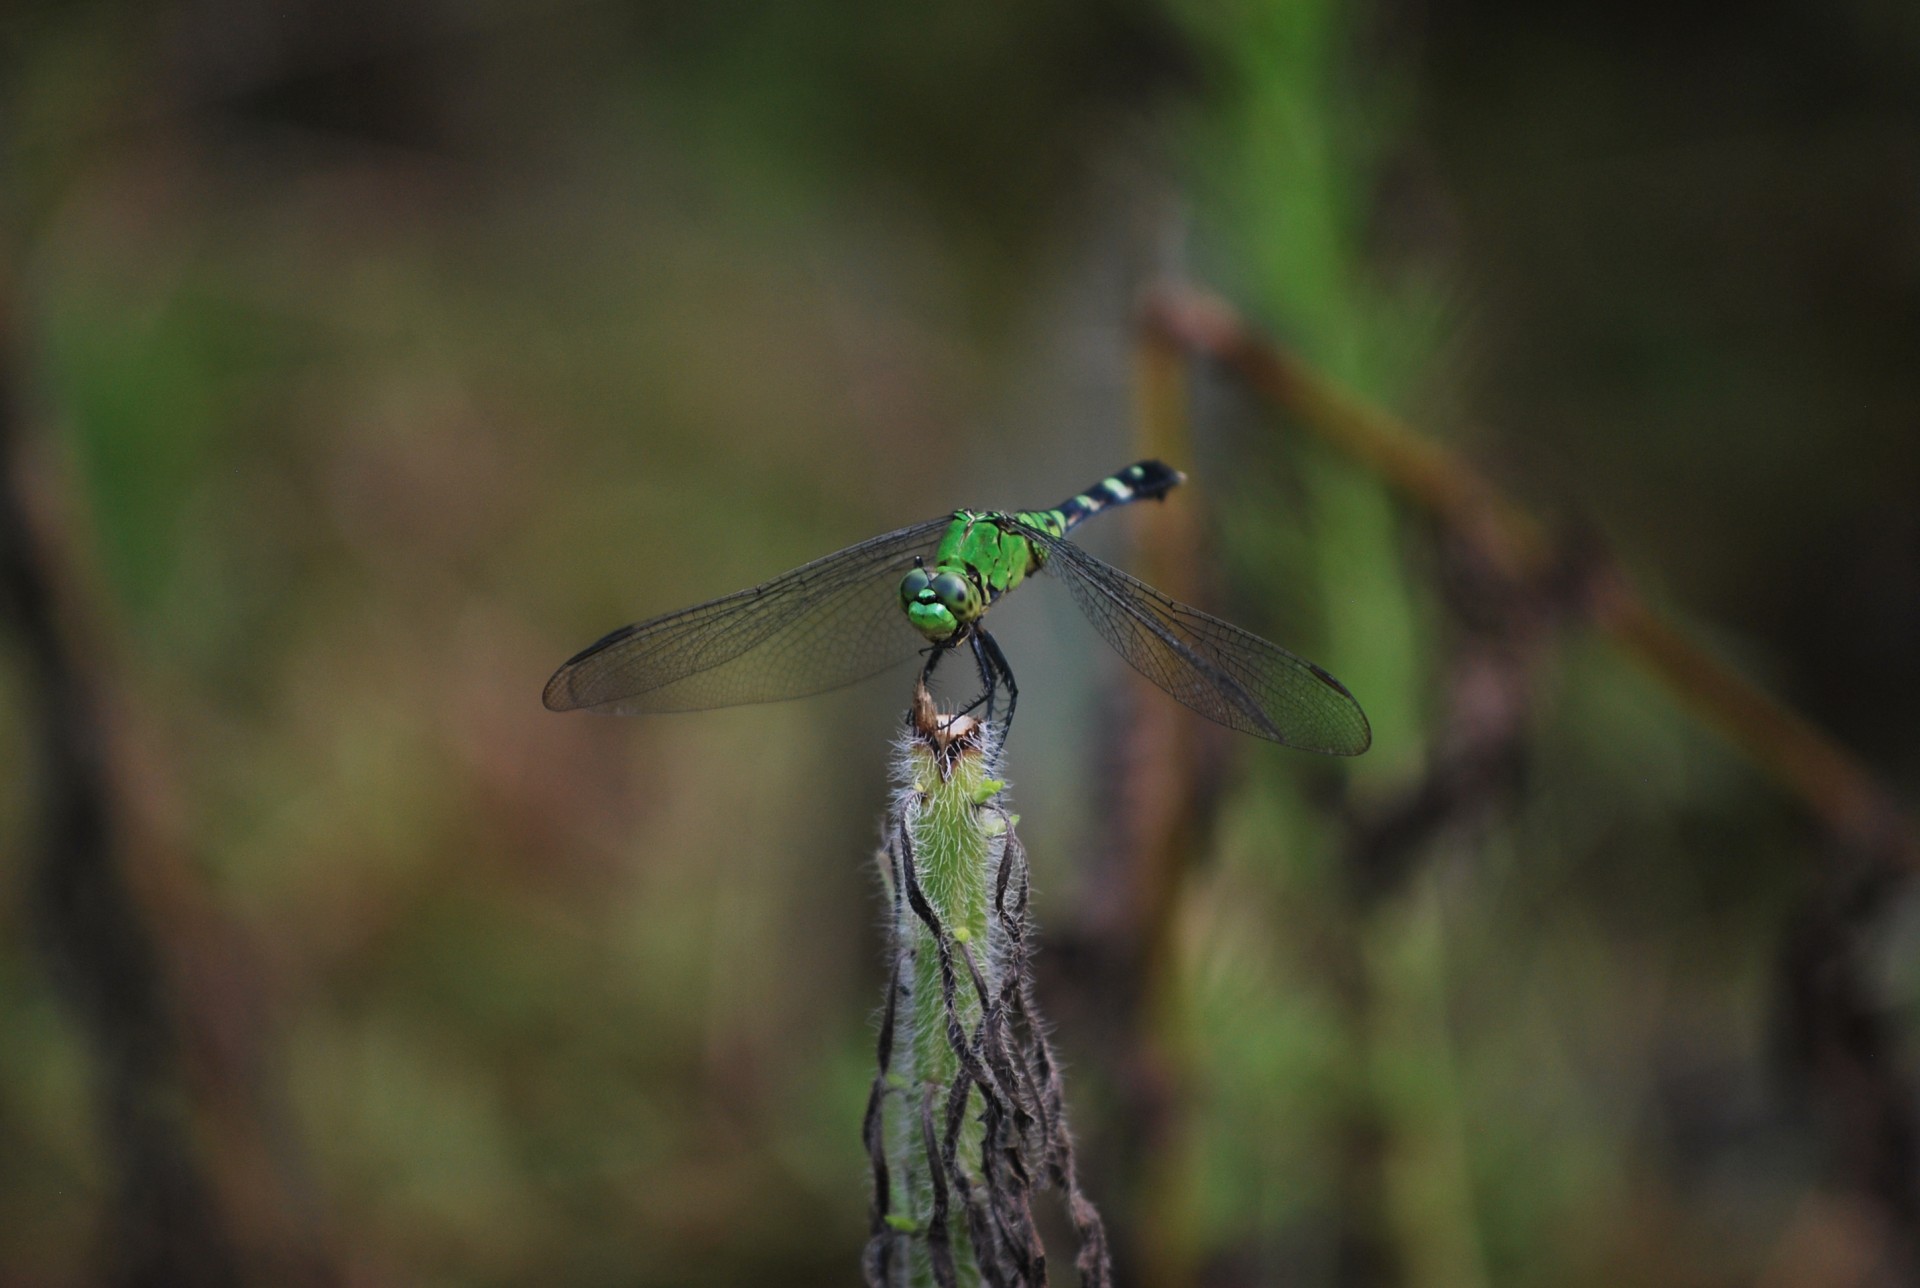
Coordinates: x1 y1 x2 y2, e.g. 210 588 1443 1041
1009 520 1372 754
545 518 952 714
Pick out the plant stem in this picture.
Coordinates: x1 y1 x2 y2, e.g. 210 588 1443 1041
863 684 1112 1288
875 688 1002 1287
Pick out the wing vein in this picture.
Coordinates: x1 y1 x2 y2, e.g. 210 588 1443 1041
1007 519 1370 754
544 517 951 714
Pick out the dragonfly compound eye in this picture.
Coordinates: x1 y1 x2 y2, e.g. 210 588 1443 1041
899 567 931 608
931 573 975 614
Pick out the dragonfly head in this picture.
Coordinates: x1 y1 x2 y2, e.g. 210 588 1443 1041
900 563 980 641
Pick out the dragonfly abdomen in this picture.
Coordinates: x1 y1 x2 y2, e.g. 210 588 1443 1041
1042 459 1184 536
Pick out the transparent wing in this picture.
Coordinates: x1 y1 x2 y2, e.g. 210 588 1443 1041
1009 520 1371 754
544 518 952 714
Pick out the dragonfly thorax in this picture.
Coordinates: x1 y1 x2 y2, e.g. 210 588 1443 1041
900 563 984 642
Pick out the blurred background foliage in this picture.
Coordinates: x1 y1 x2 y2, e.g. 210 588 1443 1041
1 0 1918 1284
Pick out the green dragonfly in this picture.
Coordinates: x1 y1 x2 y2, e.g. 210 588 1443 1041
543 461 1370 754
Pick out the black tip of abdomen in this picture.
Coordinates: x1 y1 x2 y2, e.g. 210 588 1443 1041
1123 460 1184 501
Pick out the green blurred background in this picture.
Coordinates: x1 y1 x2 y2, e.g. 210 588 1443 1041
3 0 1918 1284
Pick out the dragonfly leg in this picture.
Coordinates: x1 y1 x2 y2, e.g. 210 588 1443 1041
971 633 999 714
920 641 987 732
976 628 1018 735
919 645 945 688
912 647 944 728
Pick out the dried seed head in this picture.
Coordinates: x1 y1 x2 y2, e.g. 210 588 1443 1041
908 679 990 773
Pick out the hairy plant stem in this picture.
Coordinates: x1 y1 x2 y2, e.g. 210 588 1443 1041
863 685 1111 1288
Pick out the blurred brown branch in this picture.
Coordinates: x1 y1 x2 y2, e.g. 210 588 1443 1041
1140 279 1920 1284
1778 855 1920 1281
1138 281 1916 870
0 285 241 1283
1089 313 1230 1288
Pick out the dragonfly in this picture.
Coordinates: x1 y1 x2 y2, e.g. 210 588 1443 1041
543 461 1370 754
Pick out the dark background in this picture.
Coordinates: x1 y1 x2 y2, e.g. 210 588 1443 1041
2 0 1917 1283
